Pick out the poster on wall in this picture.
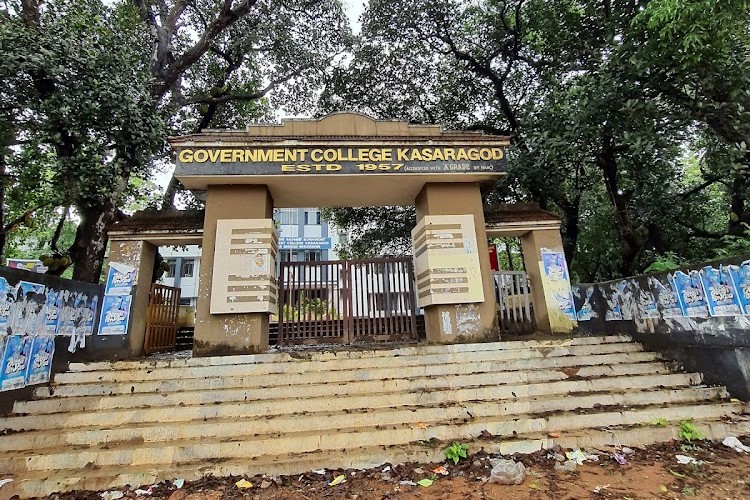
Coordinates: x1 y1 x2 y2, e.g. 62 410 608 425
648 275 682 318
728 261 750 314
672 270 709 317
541 251 577 321
699 265 743 316
0 277 11 335
615 279 640 320
104 262 137 296
80 295 98 336
42 289 60 335
25 335 55 386
598 283 623 321
0 335 32 391
97 295 132 335
571 285 597 321
635 281 660 319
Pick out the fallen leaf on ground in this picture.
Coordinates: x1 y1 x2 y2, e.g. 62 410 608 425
235 479 253 489
329 475 346 486
433 465 449 476
417 478 434 487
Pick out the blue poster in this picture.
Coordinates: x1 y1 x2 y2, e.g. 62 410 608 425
648 276 682 318
672 271 709 317
601 283 623 321
728 261 750 314
616 280 640 320
104 263 137 296
573 285 596 321
542 251 570 281
17 281 45 300
26 335 54 386
97 295 132 335
636 285 660 319
80 295 98 335
0 277 11 334
700 265 743 316
541 251 576 320
42 289 60 335
0 335 32 391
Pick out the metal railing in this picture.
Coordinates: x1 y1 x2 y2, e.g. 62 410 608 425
278 257 418 344
493 271 535 333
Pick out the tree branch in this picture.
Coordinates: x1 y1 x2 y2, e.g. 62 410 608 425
50 204 70 253
675 218 726 239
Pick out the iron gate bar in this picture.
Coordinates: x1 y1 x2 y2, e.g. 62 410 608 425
278 257 417 345
144 283 181 354
493 271 534 333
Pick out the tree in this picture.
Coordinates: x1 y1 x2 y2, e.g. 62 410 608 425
320 0 748 280
3 0 351 282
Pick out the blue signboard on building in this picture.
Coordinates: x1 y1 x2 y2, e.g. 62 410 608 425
279 237 332 250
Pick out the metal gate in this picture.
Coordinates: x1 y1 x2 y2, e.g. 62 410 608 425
493 271 535 333
144 283 181 353
278 257 418 344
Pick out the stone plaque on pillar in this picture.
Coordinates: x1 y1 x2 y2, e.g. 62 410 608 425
210 219 278 314
412 214 484 307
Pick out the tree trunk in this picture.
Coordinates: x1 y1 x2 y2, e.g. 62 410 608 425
596 129 645 276
68 201 117 283
560 201 580 268
728 175 750 236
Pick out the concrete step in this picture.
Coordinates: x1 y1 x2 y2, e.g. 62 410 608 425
39 356 670 398
0 386 726 452
65 335 634 372
0 402 740 477
7 369 696 429
52 341 643 385
6 412 749 499
1 363 679 432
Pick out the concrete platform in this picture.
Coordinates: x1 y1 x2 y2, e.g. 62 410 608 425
1 335 748 498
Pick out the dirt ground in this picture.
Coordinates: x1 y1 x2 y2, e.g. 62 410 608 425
36 437 750 500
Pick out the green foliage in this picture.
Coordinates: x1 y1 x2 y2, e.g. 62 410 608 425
443 442 469 465
321 0 750 280
678 420 705 444
644 253 682 274
281 294 340 321
650 418 669 427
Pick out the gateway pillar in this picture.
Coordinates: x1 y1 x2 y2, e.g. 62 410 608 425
194 185 275 356
414 183 498 342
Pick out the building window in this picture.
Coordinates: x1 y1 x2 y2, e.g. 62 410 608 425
280 250 293 262
165 259 176 278
304 209 321 225
304 250 322 261
179 298 192 306
181 259 194 277
278 209 299 225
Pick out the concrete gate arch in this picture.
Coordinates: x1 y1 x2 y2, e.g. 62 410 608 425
109 113 576 357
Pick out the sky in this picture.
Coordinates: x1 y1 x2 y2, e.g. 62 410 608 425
154 1 366 192
343 0 365 34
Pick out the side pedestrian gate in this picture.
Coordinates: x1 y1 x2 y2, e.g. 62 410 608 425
493 271 535 333
278 257 418 344
144 283 181 353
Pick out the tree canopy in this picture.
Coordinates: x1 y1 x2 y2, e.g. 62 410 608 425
322 0 750 281
1 0 749 283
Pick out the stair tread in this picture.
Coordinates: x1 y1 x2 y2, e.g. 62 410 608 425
0 386 727 443
7 371 700 422
1 401 740 462
65 336 635 372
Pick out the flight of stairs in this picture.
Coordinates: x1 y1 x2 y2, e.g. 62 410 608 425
1 335 748 498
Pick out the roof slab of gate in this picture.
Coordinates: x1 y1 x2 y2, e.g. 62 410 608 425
169 112 510 207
